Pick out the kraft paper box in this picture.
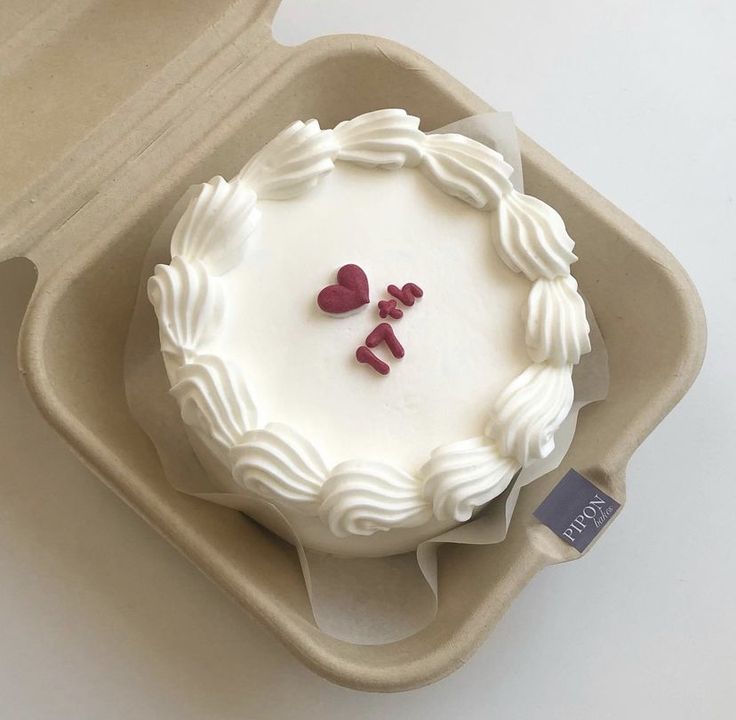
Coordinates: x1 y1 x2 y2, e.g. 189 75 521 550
0 0 705 692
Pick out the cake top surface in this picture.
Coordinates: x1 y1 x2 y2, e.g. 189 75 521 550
221 163 531 470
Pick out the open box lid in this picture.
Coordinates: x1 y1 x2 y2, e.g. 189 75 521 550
0 0 707 692
0 0 282 269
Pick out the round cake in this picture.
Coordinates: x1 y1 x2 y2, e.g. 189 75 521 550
148 109 591 556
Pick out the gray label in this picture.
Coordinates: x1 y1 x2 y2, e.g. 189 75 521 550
533 469 620 552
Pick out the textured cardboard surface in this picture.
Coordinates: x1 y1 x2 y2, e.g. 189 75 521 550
0 0 706 692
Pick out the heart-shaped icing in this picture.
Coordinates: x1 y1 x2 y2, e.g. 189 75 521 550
317 264 370 315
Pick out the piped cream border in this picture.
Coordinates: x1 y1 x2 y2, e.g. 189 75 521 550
148 109 590 538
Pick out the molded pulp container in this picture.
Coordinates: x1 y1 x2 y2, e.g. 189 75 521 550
0 0 706 691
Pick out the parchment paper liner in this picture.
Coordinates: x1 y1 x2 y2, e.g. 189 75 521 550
124 113 609 644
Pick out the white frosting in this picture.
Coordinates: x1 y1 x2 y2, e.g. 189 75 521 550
230 423 327 513
170 355 257 449
147 256 223 364
489 363 575 464
526 275 591 365
421 437 520 522
333 108 424 168
495 192 577 279
420 133 514 209
149 109 591 556
237 119 338 200
170 176 259 275
320 462 432 537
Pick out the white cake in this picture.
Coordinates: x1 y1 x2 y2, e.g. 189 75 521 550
148 109 591 557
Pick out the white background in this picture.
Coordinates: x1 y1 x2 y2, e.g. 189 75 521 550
1 1 734 717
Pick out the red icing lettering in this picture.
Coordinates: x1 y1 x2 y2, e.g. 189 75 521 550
387 282 423 306
356 346 390 375
317 264 370 314
377 298 403 319
366 322 405 359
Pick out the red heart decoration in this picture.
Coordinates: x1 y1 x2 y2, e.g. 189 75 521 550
317 264 370 315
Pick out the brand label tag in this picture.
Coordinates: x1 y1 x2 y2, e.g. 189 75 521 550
533 469 620 552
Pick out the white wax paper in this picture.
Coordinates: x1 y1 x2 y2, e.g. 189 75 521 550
124 112 609 645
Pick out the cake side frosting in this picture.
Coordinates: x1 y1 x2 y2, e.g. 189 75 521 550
148 109 591 548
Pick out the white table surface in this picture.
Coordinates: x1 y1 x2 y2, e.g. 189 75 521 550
1 1 734 717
